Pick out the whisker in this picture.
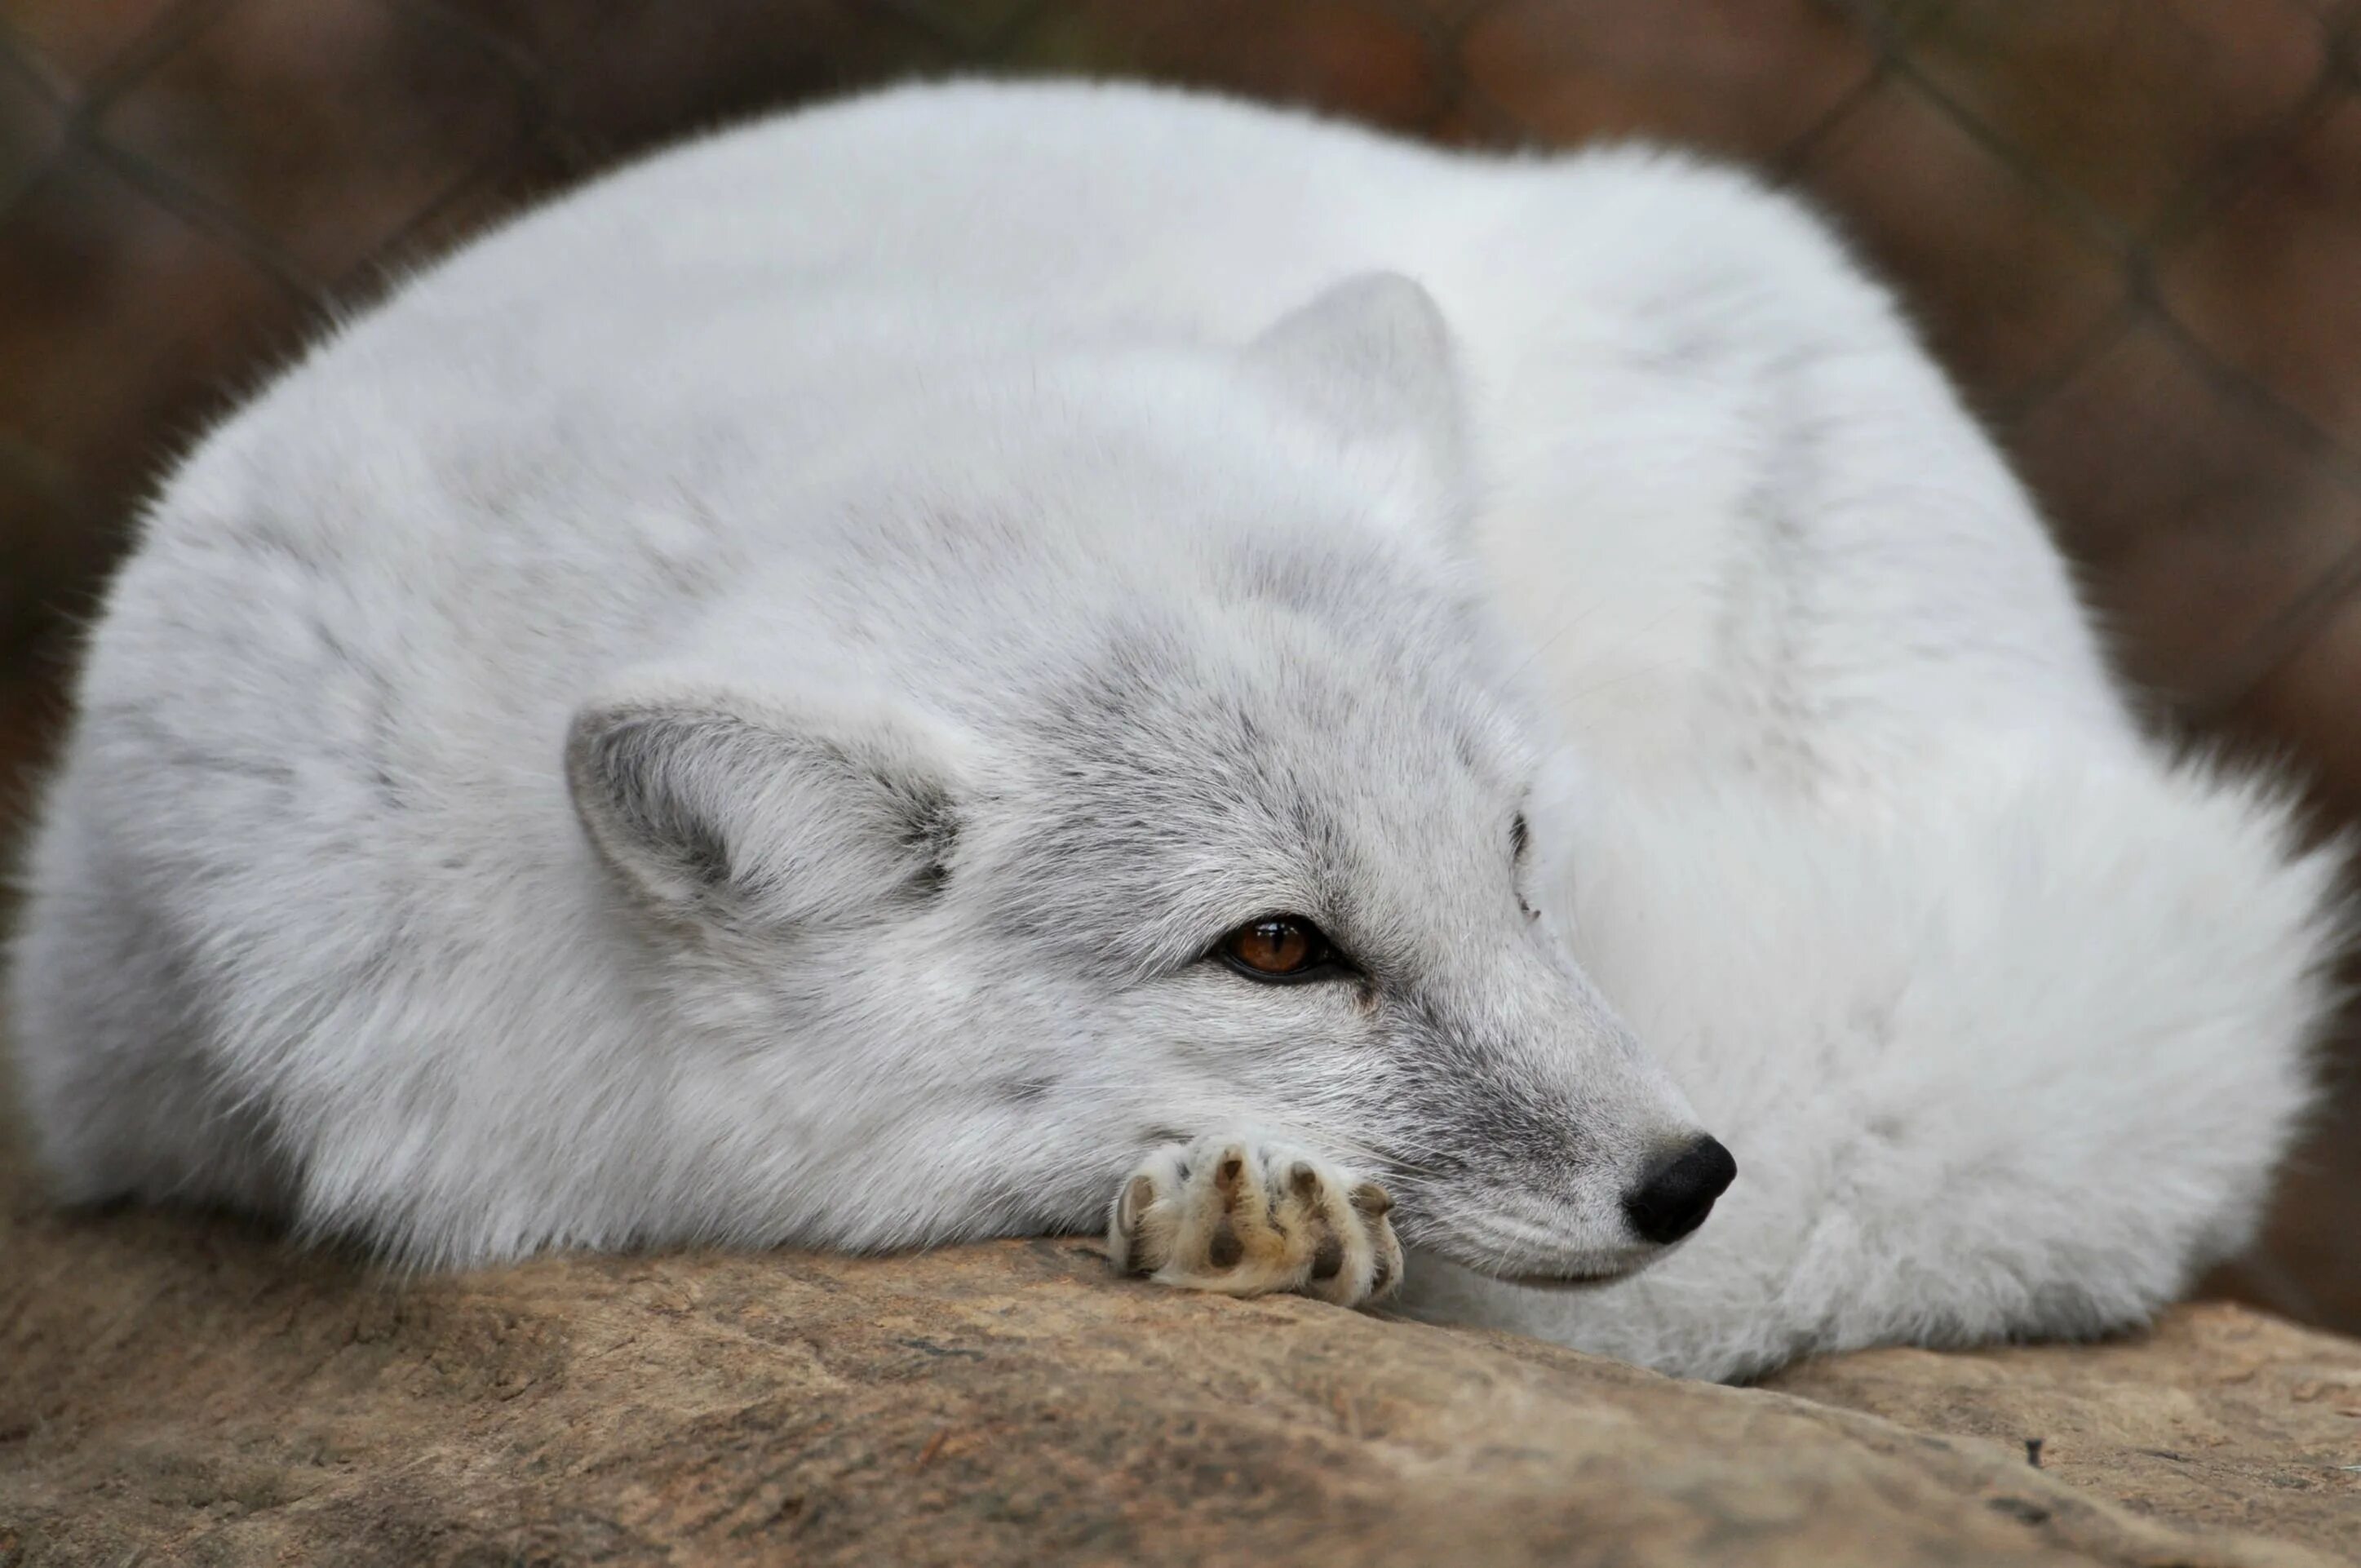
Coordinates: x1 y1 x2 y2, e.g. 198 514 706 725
1298 1126 1458 1180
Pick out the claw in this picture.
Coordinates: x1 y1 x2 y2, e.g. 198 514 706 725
1118 1173 1156 1233
1107 1135 1404 1307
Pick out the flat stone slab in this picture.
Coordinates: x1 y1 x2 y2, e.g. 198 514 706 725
3 1142 2355 1567
1767 1300 2361 1560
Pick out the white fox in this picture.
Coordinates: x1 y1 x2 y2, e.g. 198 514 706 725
7 80 2345 1380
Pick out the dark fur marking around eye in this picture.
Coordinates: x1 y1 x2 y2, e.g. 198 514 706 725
1212 915 1358 985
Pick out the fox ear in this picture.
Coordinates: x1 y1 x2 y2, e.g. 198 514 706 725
1245 271 1465 482
566 679 963 928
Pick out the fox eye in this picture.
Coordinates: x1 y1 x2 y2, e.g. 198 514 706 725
1216 915 1340 982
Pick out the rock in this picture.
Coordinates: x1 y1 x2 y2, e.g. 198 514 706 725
1 1125 2354 1567
1767 1303 2361 1561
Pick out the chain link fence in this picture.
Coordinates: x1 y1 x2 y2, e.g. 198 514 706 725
1 0 2356 1324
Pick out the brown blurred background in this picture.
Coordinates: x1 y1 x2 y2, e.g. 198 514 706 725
0 0 2354 1334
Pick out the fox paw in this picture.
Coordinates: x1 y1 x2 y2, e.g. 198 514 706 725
1106 1135 1403 1308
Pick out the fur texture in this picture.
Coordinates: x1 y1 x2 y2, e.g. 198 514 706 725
6 79 2345 1380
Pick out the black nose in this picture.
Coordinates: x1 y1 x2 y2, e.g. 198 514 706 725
1622 1134 1737 1246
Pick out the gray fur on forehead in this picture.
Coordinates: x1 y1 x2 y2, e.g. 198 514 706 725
971 554 1539 977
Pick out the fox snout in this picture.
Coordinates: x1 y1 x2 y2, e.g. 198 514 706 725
1622 1133 1737 1245
1459 1127 1734 1286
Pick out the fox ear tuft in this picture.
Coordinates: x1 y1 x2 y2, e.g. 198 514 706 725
567 679 962 928
1246 271 1465 479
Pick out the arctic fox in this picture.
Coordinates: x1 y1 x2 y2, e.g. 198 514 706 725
7 80 2345 1380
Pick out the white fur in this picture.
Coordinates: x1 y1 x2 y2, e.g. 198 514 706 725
6 80 2345 1380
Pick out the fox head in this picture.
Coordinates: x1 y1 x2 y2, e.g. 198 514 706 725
570 274 1730 1278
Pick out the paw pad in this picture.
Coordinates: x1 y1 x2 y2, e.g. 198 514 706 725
1105 1133 1405 1307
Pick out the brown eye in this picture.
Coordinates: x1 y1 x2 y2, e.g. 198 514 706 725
1217 916 1336 981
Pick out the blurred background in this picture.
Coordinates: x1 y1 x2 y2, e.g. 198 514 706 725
0 0 2354 1335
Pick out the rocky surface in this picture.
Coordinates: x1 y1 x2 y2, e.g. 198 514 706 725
1766 1303 2361 1559
2 1132 2356 1567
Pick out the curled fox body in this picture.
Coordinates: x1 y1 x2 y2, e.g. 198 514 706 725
10 82 2342 1380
